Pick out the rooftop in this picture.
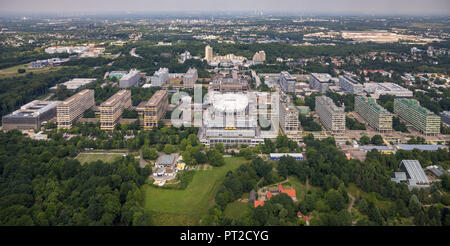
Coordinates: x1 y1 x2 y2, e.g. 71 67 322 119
147 90 168 106
60 89 93 106
100 90 130 107
311 73 332 83
158 155 175 166
400 160 430 184
5 100 61 118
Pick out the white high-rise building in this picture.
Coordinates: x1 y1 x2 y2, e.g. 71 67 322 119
183 68 198 89
280 71 296 93
339 75 363 94
119 69 141 88
151 68 169 86
205 45 213 61
280 102 300 134
310 73 332 93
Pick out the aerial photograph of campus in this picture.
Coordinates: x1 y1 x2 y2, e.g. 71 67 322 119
0 0 449 232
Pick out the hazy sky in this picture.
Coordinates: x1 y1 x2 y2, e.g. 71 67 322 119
0 0 449 15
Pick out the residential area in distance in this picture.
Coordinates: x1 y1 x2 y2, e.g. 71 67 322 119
0 2 449 229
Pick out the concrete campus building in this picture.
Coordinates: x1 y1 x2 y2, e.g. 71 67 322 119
279 102 300 135
183 68 198 89
205 45 213 61
339 75 363 94
137 90 169 130
253 51 266 63
315 95 345 134
200 92 264 147
50 78 96 91
394 98 441 135
309 73 332 93
2 100 61 131
280 71 296 93
355 96 393 132
119 69 141 88
99 90 132 130
151 68 169 87
364 82 413 98
57 89 95 129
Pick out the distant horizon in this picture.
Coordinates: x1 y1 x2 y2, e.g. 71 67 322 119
0 10 449 18
0 0 449 16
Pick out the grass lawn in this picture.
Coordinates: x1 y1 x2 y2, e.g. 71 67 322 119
0 64 65 79
224 201 252 221
75 152 126 164
288 176 319 202
143 157 248 225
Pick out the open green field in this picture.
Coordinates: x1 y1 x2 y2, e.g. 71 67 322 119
75 152 126 164
224 201 252 221
287 176 320 202
143 157 248 225
0 64 65 79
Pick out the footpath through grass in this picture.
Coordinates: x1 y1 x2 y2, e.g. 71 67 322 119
143 157 248 225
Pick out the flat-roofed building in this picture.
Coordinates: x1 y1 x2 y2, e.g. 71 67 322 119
315 96 345 134
339 75 363 94
394 98 440 135
119 69 141 88
183 68 198 89
310 73 332 93
280 102 300 134
139 90 168 130
108 71 128 80
2 100 61 131
280 71 296 93
355 96 393 132
100 90 131 130
50 78 96 91
364 82 413 98
57 89 95 129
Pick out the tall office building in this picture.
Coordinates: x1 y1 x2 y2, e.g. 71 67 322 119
151 68 169 86
315 96 345 134
119 69 141 88
183 68 198 89
394 98 441 135
57 89 95 129
280 102 300 134
205 45 213 61
280 71 296 93
139 90 169 130
310 73 332 93
339 75 363 94
100 90 132 130
355 96 393 132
